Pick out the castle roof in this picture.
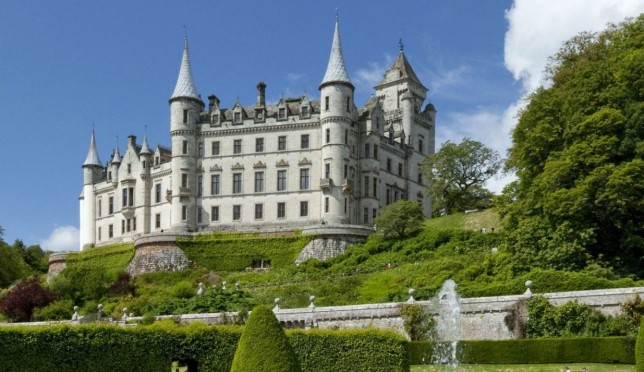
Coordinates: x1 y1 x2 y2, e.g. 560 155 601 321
83 130 102 167
170 37 200 101
111 147 122 164
378 50 426 91
320 16 352 88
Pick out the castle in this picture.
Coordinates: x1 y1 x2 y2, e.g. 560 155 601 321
79 17 436 250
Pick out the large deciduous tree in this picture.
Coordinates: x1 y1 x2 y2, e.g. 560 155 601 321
375 200 425 239
499 16 644 275
422 138 502 215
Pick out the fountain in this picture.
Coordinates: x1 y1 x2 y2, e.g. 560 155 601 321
431 279 462 368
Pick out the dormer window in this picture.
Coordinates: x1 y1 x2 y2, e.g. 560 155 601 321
278 107 287 120
233 112 242 124
154 156 159 166
300 105 310 118
211 114 219 126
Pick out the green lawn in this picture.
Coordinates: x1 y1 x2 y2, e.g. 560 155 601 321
411 364 634 371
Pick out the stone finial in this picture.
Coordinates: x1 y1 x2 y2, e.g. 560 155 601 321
122 307 128 321
97 304 104 319
197 282 205 296
308 295 316 309
407 288 416 304
235 282 240 291
524 280 533 298
222 281 227 290
273 298 281 313
72 306 79 321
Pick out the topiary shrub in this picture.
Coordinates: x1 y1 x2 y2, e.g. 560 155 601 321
637 320 644 371
231 305 301 372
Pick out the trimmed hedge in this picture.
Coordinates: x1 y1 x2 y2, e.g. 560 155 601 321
409 337 636 365
179 233 313 272
64 243 135 279
289 328 410 372
637 320 644 371
0 323 409 372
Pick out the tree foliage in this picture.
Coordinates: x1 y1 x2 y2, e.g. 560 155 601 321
0 241 32 288
375 200 425 238
0 277 56 322
423 138 501 215
500 16 644 275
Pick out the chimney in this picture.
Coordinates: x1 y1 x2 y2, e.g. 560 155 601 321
256 81 266 107
128 135 137 147
208 94 220 111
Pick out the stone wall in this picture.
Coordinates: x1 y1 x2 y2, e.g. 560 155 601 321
126 234 193 276
296 225 373 263
47 253 68 282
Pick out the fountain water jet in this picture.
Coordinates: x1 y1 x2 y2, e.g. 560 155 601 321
431 279 461 368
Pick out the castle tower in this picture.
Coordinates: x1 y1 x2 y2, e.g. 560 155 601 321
319 15 355 225
139 134 152 234
169 36 204 232
80 130 102 250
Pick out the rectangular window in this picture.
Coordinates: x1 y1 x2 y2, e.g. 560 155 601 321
277 202 286 218
374 145 379 159
127 163 131 174
418 140 424 154
198 142 204 157
133 217 136 232
181 173 188 188
126 218 131 233
197 175 203 196
387 158 392 172
300 201 308 217
394 190 399 201
98 199 102 217
398 163 403 176
181 205 187 221
255 204 263 219
325 129 330 144
278 107 286 119
255 138 264 152
233 205 241 220
325 197 329 213
364 143 370 158
155 213 161 229
197 208 202 223
109 196 114 214
107 171 112 182
278 136 286 151
325 163 330 179
233 139 242 154
344 129 348 144
182 109 188 124
301 134 309 149
346 97 351 112
364 176 370 197
344 164 347 179
182 140 188 155
155 183 162 203
234 112 241 123
325 96 329 111
386 189 391 204
418 166 422 183
121 220 125 234
233 173 242 194
363 208 369 223
98 227 101 241
373 208 377 220
301 106 309 117
277 170 287 191
211 175 220 195
211 206 219 221
122 188 128 207
154 157 159 166
255 171 264 193
211 114 219 126
300 169 309 190
373 177 378 197
344 197 347 214
108 224 113 238
211 141 220 155
142 160 146 170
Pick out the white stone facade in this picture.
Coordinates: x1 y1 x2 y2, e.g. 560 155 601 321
79 19 436 250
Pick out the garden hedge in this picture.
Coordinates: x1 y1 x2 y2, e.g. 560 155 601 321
409 337 636 365
637 320 644 371
0 322 409 372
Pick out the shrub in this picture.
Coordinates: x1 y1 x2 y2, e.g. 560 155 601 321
375 200 425 238
637 320 644 371
32 299 74 321
0 277 56 322
171 281 195 299
231 305 301 372
107 272 135 297
400 303 434 341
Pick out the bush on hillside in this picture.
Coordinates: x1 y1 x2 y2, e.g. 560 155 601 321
0 277 56 322
375 200 424 238
231 305 301 372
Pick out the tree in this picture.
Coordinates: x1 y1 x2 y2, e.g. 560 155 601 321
500 16 644 275
375 200 425 238
422 138 501 215
231 305 301 372
0 277 56 322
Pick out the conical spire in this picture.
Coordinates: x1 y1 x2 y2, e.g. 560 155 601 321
83 130 102 167
320 15 352 88
140 134 151 155
171 36 200 101
378 49 426 90
111 147 122 164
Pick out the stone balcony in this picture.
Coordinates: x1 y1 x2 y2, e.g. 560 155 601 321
341 178 352 193
320 178 333 190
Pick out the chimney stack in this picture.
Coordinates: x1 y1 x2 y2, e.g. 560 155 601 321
256 82 266 107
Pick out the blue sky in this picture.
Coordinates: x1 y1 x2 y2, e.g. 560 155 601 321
0 1 642 250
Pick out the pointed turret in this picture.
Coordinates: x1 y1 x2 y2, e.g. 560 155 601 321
111 147 122 164
140 135 151 155
377 50 426 90
170 37 200 102
83 130 102 167
320 16 353 89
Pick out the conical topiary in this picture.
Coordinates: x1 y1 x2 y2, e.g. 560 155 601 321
231 305 301 372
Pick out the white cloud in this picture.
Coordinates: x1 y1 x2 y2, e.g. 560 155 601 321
505 0 644 93
429 65 470 97
353 54 393 96
40 226 79 252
